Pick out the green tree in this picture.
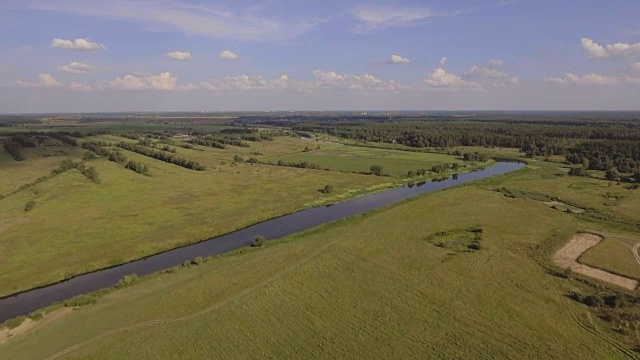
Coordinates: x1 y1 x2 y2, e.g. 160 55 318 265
322 185 334 194
605 168 620 181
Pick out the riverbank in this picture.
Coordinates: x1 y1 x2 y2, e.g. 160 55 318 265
0 162 525 325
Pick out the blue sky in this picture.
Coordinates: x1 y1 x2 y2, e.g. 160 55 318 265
0 0 639 112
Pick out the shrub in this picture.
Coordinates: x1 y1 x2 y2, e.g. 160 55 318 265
117 273 138 287
253 235 267 247
567 288 584 302
322 185 334 194
83 151 97 160
3 316 27 330
370 165 384 176
64 294 97 307
605 295 626 308
24 200 36 212
192 256 204 265
28 311 44 321
467 243 482 251
583 295 605 308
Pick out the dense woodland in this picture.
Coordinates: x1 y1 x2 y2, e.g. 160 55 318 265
239 116 640 176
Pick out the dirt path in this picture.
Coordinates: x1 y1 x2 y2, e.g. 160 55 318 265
0 308 72 346
553 233 638 291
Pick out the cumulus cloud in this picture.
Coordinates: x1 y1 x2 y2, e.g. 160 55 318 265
165 51 192 61
16 73 61 87
68 82 92 92
57 62 96 74
51 38 105 51
389 54 410 64
351 5 432 32
312 70 404 92
633 62 640 70
183 71 404 93
581 38 640 59
424 68 482 92
439 57 447 66
464 59 518 83
182 74 290 91
104 72 177 90
545 72 620 85
219 50 239 60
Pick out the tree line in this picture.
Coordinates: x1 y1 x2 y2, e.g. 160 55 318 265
116 142 206 171
82 141 151 176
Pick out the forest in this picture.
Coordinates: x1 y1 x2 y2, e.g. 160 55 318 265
237 116 640 176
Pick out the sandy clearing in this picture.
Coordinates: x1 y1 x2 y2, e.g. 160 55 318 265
0 307 73 346
553 233 638 291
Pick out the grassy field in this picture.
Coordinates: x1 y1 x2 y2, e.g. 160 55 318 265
0 135 396 296
2 163 639 359
580 237 640 280
262 143 467 177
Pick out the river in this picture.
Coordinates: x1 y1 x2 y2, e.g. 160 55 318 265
0 161 525 323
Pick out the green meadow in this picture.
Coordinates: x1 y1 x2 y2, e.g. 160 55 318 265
261 143 468 176
2 160 639 359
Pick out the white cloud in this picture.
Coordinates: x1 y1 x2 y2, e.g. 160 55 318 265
625 76 640 85
183 71 404 93
182 74 290 91
38 73 61 87
312 70 404 92
165 51 192 61
351 5 432 32
389 54 410 64
57 62 96 74
463 59 519 85
51 38 105 51
424 68 482 92
219 50 239 60
68 82 92 92
104 72 177 90
439 57 447 66
633 62 640 70
29 2 317 42
581 38 640 59
545 72 619 85
16 73 61 87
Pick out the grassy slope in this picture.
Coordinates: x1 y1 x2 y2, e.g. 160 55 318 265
0 136 391 296
0 167 635 359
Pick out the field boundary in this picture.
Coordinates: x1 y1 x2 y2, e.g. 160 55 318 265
553 233 638 291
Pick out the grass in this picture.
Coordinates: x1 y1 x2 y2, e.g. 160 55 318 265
262 144 467 177
0 135 395 296
580 238 640 280
0 165 637 359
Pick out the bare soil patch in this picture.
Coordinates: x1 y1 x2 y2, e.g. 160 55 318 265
554 233 638 291
0 308 73 346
